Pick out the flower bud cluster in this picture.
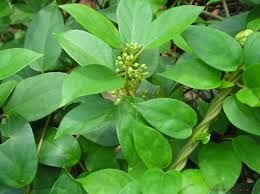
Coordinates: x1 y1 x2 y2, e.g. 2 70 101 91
235 29 254 46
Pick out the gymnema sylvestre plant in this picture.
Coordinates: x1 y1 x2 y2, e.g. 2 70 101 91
1 0 260 193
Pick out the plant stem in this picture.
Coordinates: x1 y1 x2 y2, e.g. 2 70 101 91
170 69 242 171
202 10 224 20
222 0 230 17
37 114 51 154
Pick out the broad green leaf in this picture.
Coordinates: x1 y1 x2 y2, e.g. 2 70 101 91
232 135 260 173
199 142 242 191
144 5 203 48
136 98 197 139
39 128 81 168
0 48 42 80
24 3 64 72
10 3 35 25
172 35 192 52
141 168 182 194
78 169 133 194
0 80 16 107
236 87 260 107
0 0 12 18
100 4 118 23
58 97 116 138
117 0 152 44
60 4 121 48
24 0 52 11
160 53 222 89
180 169 209 194
223 96 260 136
139 48 160 77
243 32 260 69
183 26 242 71
243 65 260 88
253 179 260 194
119 181 140 194
149 0 167 12
54 30 114 70
133 122 172 168
0 186 22 194
50 171 86 194
62 65 125 104
0 114 38 188
4 72 67 121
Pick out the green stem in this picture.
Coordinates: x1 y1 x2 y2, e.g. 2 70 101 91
37 114 51 155
170 70 242 171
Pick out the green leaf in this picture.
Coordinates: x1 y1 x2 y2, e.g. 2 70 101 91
50 171 86 194
0 48 42 80
77 169 133 194
183 26 242 71
0 80 16 107
24 0 52 11
243 65 260 88
172 35 192 52
253 179 260 194
223 96 260 136
54 30 114 70
180 169 209 194
243 32 260 69
232 135 260 173
199 142 242 191
0 114 38 188
119 181 140 194
4 72 67 122
160 53 222 89
62 65 125 104
149 0 167 13
39 128 81 168
24 3 64 72
0 0 12 18
133 122 172 168
140 168 182 194
236 87 260 107
139 48 160 77
136 98 197 139
117 0 152 44
58 97 116 138
59 4 121 48
144 5 203 48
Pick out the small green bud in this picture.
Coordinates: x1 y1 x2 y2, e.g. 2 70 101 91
235 29 254 46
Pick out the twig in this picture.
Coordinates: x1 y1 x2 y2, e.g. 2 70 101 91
202 10 224 20
222 0 230 17
37 114 51 154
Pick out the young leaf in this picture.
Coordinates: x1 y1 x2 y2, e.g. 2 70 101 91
232 135 260 173
199 142 242 191
50 171 86 194
54 30 114 70
223 96 260 136
144 5 203 48
133 123 172 168
117 0 152 44
24 3 64 72
0 80 16 107
57 98 116 138
0 48 42 80
59 4 122 48
141 168 182 194
4 72 67 122
0 114 38 188
160 53 222 89
62 65 125 104
77 169 133 194
183 25 242 72
180 169 209 194
136 98 197 139
39 128 81 168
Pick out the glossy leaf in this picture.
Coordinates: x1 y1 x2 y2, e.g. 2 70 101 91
133 122 172 168
243 65 260 88
144 5 203 48
4 73 67 121
24 3 64 72
180 169 209 194
0 48 42 80
0 114 38 188
223 96 260 136
199 142 242 191
232 135 260 173
77 169 133 194
160 53 222 89
62 65 125 104
183 25 242 71
60 4 122 48
141 168 182 194
117 0 152 44
236 87 260 107
54 30 114 70
50 171 86 194
0 80 16 107
39 128 81 168
136 98 197 139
